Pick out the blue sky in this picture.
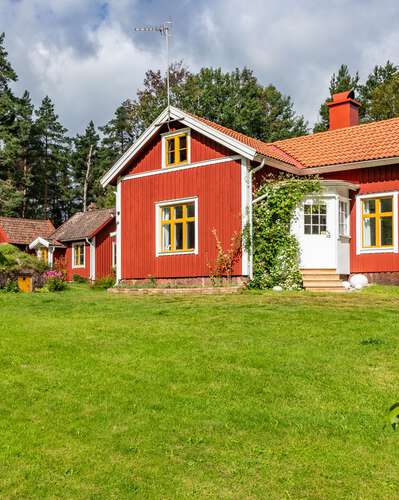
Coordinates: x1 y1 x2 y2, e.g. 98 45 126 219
2 0 399 135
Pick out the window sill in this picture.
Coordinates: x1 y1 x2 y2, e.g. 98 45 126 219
162 162 189 170
157 250 197 257
358 247 396 255
72 265 86 269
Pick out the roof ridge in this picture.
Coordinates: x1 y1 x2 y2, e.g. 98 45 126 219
0 216 53 223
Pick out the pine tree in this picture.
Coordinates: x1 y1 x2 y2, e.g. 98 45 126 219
71 121 102 212
314 64 360 132
359 61 399 121
30 96 71 225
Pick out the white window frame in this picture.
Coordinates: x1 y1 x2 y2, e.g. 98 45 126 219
155 196 198 257
161 128 191 169
356 191 398 255
72 242 86 268
339 198 350 238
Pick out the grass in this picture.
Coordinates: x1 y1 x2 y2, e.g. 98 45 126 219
0 284 399 498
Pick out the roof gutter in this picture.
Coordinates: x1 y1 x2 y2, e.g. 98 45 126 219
303 155 399 174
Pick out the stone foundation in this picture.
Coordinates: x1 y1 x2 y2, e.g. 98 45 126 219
360 272 399 286
119 276 248 288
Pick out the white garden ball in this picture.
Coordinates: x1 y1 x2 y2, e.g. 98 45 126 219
349 274 368 289
342 281 351 290
272 285 283 292
355 284 363 290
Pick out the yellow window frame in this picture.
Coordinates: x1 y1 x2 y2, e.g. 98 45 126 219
160 203 195 253
362 196 393 248
165 133 189 167
73 243 85 267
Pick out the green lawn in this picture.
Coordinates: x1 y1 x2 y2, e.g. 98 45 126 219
1 285 399 498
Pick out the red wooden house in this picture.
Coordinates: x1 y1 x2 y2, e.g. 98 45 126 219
29 208 116 281
100 93 399 288
0 217 55 253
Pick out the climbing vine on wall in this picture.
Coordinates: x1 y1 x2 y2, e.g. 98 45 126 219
247 174 321 290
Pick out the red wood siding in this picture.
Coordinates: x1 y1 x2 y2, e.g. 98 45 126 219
120 159 243 279
64 242 91 281
324 165 399 273
125 128 232 176
95 219 116 279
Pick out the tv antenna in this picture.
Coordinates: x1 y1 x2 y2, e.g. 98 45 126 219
135 22 172 115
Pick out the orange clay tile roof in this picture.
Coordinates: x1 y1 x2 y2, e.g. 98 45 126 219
192 114 303 168
0 217 55 245
192 113 399 169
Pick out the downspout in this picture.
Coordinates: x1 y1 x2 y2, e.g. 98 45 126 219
249 159 265 279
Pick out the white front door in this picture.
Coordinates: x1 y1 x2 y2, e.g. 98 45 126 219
294 197 336 269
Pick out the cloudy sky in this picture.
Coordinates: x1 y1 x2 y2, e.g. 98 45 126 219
2 0 399 135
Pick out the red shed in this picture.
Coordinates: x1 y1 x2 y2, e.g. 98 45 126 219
30 208 116 281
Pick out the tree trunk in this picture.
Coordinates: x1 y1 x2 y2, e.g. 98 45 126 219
83 144 93 212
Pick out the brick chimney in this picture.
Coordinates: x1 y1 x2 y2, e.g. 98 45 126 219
326 90 360 130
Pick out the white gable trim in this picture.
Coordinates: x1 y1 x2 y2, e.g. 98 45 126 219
100 106 257 187
29 236 50 250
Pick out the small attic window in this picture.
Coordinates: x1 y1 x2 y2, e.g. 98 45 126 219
162 129 190 168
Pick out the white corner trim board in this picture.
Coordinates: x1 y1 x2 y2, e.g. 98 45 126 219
241 158 250 276
116 177 122 282
355 191 399 255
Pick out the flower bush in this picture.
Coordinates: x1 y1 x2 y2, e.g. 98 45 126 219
42 270 66 292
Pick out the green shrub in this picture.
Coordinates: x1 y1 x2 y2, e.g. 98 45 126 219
0 243 47 272
0 280 20 293
46 277 66 292
247 174 321 290
73 274 88 283
91 275 115 289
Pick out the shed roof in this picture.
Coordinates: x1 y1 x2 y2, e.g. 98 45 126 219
0 217 55 245
49 208 115 242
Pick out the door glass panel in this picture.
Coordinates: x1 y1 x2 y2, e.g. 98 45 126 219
162 207 171 220
381 217 393 246
304 202 327 235
363 218 376 246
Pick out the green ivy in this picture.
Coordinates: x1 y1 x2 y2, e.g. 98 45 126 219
247 174 321 290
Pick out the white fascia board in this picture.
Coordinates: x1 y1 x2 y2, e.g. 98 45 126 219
29 236 50 249
101 106 257 187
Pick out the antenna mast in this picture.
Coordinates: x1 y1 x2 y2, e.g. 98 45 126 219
135 22 172 115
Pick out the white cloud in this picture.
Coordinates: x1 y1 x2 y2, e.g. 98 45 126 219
2 0 399 134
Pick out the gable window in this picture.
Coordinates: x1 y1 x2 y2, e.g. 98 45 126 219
339 200 350 237
304 202 327 235
156 198 197 255
362 196 393 248
72 243 85 268
163 130 190 168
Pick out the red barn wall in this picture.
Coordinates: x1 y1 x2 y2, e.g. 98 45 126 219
120 159 243 280
324 165 399 273
95 220 116 279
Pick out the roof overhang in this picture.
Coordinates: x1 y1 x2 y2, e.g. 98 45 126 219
320 179 359 191
303 156 399 174
29 236 50 250
100 106 257 187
